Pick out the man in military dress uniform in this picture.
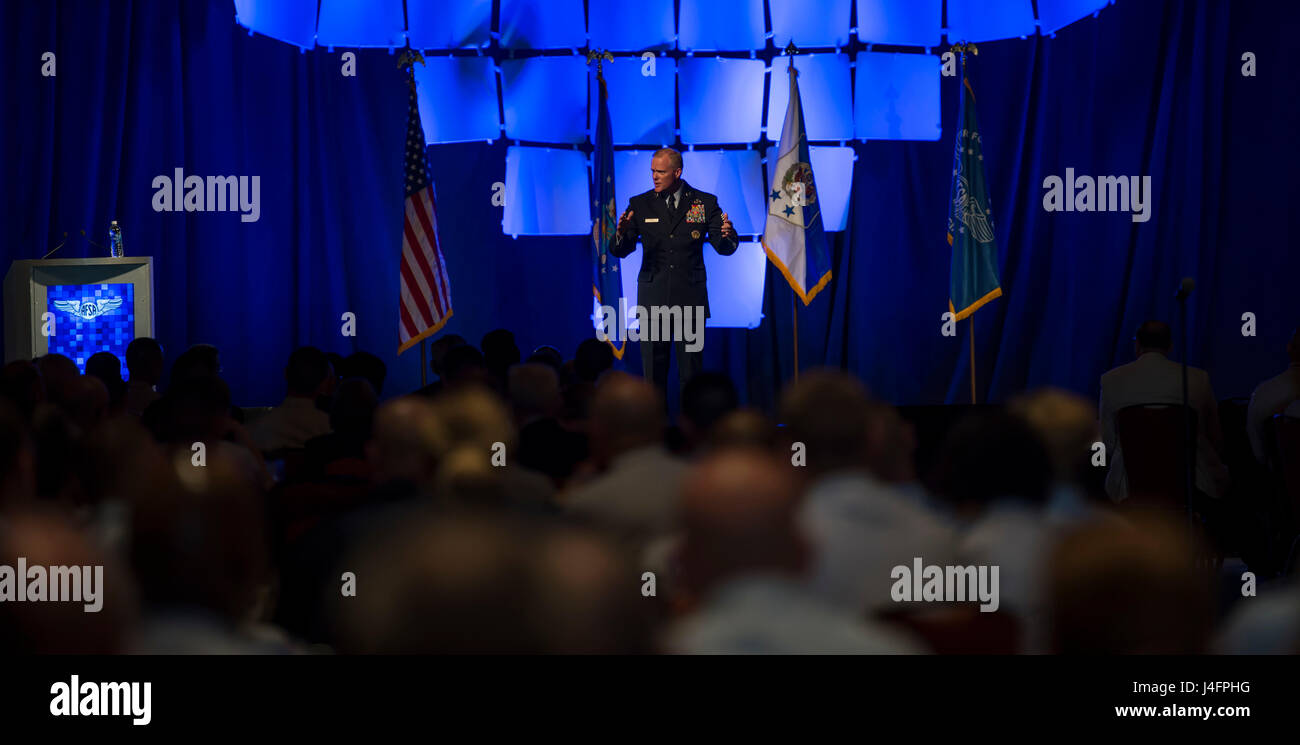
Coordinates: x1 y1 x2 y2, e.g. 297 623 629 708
611 147 738 399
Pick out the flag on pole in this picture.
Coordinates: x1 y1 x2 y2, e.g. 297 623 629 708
947 61 1001 321
590 64 625 360
762 62 832 306
397 58 453 355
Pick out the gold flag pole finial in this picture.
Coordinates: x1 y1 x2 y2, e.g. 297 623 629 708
585 48 614 79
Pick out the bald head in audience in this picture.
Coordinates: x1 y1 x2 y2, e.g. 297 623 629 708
704 407 779 454
1048 514 1211 654
778 369 891 481
366 396 447 491
1010 388 1098 485
530 525 654 653
678 450 806 600
589 373 664 466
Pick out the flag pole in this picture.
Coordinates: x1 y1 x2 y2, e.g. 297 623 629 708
785 41 800 385
955 41 981 405
968 318 975 404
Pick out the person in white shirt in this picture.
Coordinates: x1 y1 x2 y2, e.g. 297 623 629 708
1098 320 1230 503
248 346 333 453
564 373 688 544
1246 327 1300 462
781 371 956 617
666 449 920 654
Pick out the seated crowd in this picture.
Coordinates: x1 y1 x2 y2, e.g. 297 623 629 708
1 323 1299 654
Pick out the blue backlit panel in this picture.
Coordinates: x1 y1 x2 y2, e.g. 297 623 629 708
589 0 675 51
407 0 492 49
233 0 318 49
856 0 941 47
415 57 500 143
766 54 853 142
613 150 657 214
947 0 1036 43
681 150 766 236
853 52 941 141
766 145 855 232
46 283 136 377
679 0 765 51
617 241 767 329
591 57 676 145
1037 0 1109 36
679 58 766 144
502 57 587 144
500 0 585 49
316 0 405 48
503 147 590 236
770 0 851 48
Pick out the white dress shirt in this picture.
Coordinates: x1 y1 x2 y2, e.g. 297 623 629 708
665 574 923 654
800 469 956 616
1247 364 1300 461
1098 351 1230 501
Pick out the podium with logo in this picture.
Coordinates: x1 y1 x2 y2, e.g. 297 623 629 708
4 257 156 373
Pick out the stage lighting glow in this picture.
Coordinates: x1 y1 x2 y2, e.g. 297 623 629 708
617 241 768 329
856 0 941 47
406 0 492 49
233 0 317 49
947 0 1036 43
770 0 852 48
613 150 657 218
1036 0 1110 35
316 0 405 48
680 150 766 237
678 0 766 51
502 57 587 144
766 54 854 142
591 57 676 145
415 58 500 144
503 147 591 236
589 0 675 51
499 0 585 49
853 52 941 141
679 58 766 144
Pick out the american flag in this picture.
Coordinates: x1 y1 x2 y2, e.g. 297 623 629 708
397 61 452 354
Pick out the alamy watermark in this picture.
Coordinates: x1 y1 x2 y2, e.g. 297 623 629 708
594 300 705 352
50 675 151 726
151 168 260 222
890 557 1000 613
1042 168 1151 223
0 557 103 612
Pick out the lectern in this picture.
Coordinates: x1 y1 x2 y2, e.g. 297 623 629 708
4 257 156 374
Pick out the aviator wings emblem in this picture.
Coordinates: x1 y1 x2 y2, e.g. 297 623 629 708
53 297 123 321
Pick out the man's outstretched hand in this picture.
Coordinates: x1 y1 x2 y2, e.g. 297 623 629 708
618 208 634 235
720 212 735 240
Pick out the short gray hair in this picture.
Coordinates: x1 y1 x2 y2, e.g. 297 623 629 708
652 147 682 170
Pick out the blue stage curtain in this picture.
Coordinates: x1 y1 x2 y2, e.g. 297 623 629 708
4 0 1299 413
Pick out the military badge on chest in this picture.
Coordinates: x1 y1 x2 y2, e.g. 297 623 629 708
685 200 706 224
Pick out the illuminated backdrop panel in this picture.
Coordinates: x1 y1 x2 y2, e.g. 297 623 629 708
678 58 766 144
503 147 591 236
501 57 587 144
853 52 942 141
416 57 501 144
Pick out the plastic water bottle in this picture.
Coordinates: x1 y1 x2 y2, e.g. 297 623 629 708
108 221 124 258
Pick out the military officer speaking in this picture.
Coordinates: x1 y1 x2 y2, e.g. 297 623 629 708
611 147 738 398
